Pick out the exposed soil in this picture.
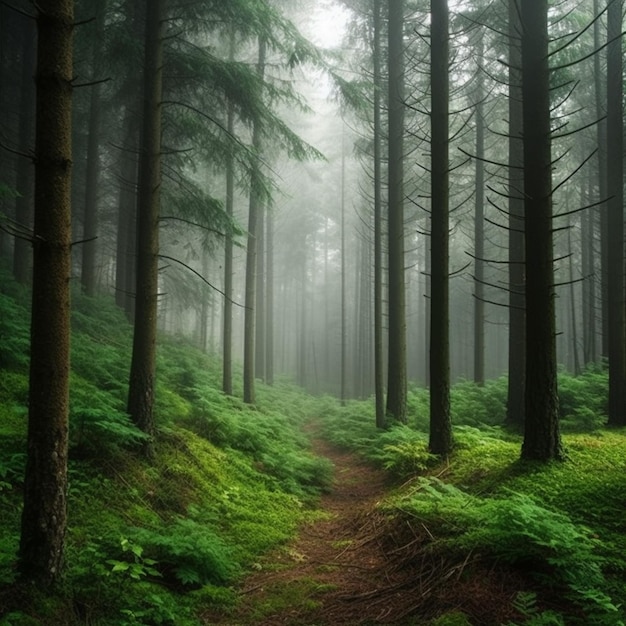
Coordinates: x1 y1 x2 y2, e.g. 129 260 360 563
204 431 522 626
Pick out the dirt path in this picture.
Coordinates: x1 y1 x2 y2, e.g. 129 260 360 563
203 432 521 626
205 435 408 625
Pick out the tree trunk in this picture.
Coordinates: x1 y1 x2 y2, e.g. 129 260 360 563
473 30 485 386
386 0 407 423
373 0 385 426
429 0 452 455
222 81 235 395
520 0 562 461
18 0 73 587
243 37 266 405
255 200 266 381
266 207 275 385
606 0 625 425
506 0 526 428
127 0 165 450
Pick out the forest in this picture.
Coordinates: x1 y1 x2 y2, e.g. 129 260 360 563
1 0 626 624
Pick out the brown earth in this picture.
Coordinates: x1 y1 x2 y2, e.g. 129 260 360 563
203 434 523 626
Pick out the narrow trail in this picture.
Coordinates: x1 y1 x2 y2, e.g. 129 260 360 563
204 430 519 625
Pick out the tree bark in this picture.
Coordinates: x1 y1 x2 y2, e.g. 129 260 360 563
429 0 452 455
473 30 485 386
127 0 165 450
520 0 562 461
243 37 266 405
18 0 73 587
373 0 385 426
386 0 407 423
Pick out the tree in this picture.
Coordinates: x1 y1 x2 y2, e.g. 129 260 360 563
18 0 74 586
429 0 452 455
373 0 385 427
386 0 407 423
520 0 562 461
243 37 267 405
127 0 165 450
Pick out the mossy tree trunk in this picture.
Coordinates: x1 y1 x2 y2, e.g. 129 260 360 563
18 0 74 587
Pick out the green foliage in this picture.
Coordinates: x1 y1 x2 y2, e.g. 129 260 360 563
0 292 30 370
132 519 238 586
366 426 437 478
506 592 566 626
394 479 621 622
558 365 608 431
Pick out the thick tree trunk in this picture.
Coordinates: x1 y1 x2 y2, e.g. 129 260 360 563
506 0 526 428
429 0 452 455
255 202 266 381
19 0 73 587
520 0 562 461
127 0 165 450
386 0 407 423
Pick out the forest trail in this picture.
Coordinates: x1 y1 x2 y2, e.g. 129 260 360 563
202 427 468 626
204 428 406 625
203 425 519 626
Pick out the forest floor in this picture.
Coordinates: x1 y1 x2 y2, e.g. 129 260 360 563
203 424 520 626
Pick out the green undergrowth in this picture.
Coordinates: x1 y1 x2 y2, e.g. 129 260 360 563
0 269 332 625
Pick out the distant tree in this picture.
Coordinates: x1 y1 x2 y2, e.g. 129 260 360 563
243 37 267 405
18 0 74 586
386 0 407 423
373 0 385 427
80 0 107 296
127 0 165 451
520 0 562 461
473 28 485 387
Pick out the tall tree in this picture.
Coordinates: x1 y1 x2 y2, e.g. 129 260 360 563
386 0 407 423
18 0 74 586
127 0 165 449
429 0 452 455
373 0 385 427
473 28 485 386
606 0 625 426
243 36 267 405
520 0 562 461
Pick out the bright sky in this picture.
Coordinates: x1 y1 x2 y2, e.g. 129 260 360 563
307 0 351 49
